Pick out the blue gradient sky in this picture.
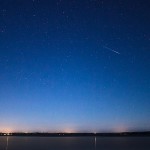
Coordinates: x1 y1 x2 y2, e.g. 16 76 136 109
0 0 150 133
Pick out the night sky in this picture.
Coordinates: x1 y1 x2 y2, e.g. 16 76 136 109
0 0 150 133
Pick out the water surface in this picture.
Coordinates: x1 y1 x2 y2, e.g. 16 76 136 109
0 136 150 150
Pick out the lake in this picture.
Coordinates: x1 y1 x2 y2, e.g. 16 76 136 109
0 136 150 150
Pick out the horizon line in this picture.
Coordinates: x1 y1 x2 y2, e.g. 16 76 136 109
1 131 150 134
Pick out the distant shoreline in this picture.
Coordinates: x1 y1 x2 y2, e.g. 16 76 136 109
0 132 150 137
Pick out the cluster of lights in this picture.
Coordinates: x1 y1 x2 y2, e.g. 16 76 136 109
0 133 12 136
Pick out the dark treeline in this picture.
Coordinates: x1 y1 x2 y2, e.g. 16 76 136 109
0 132 150 137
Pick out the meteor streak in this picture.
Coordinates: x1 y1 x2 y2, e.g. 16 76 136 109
103 46 120 54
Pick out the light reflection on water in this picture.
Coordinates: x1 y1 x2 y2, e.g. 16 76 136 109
94 136 96 150
6 136 8 150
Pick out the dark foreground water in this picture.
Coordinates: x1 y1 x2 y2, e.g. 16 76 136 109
0 136 150 150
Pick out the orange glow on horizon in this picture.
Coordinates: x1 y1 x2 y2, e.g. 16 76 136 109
62 128 76 133
113 126 128 133
0 127 13 133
